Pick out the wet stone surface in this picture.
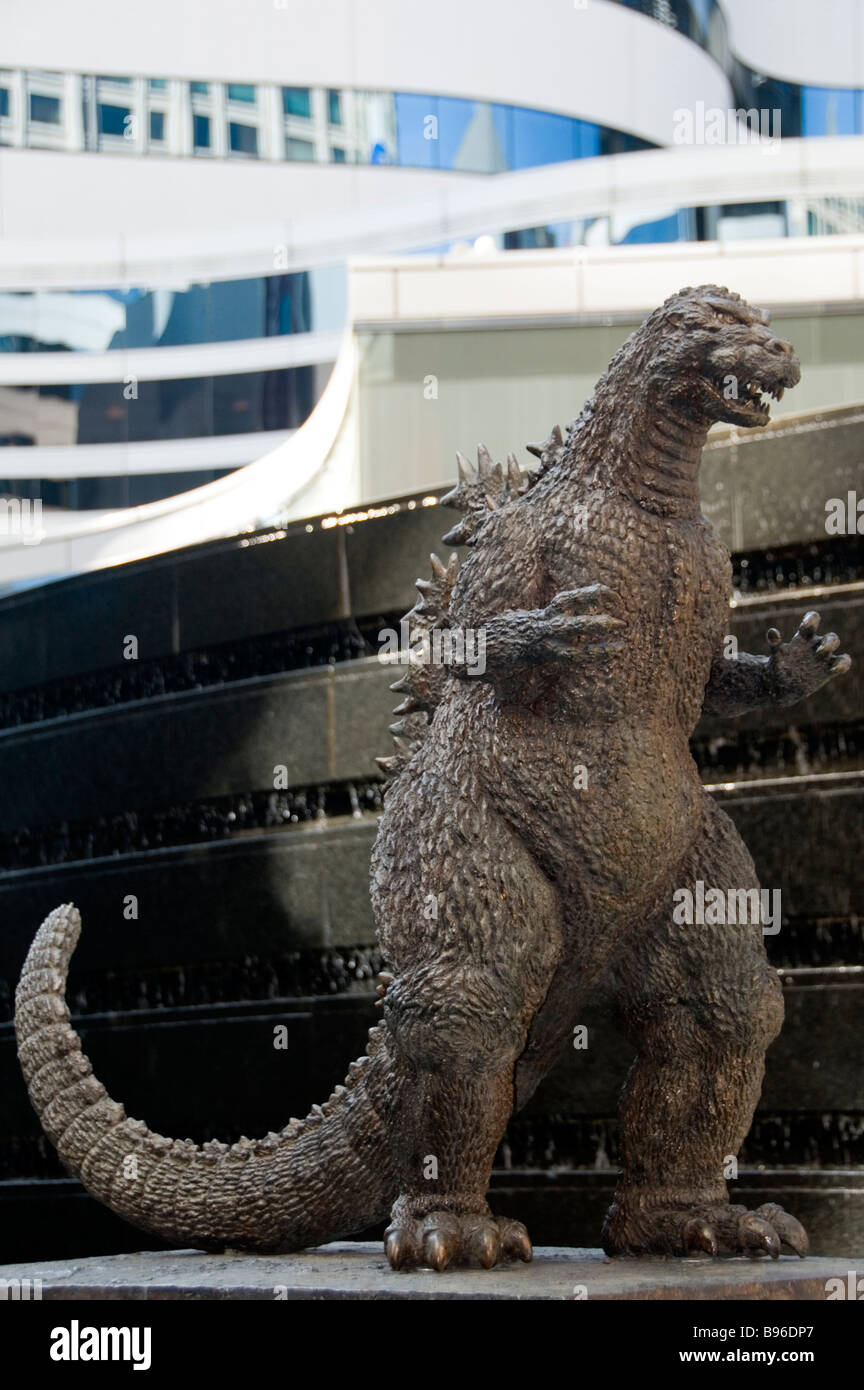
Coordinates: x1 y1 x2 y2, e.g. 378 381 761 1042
1 1244 862 1301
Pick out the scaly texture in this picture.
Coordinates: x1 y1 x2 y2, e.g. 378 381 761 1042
17 287 850 1269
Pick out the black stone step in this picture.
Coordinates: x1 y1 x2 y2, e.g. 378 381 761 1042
2 978 861 1177
2 1168 862 1265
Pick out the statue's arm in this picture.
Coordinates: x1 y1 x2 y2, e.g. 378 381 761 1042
443 585 624 681
701 610 851 718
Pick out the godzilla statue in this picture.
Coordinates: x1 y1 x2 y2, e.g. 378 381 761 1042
16 286 852 1272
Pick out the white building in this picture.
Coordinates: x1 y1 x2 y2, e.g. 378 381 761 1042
0 0 862 586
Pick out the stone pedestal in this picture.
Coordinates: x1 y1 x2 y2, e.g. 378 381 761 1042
2 1244 862 1301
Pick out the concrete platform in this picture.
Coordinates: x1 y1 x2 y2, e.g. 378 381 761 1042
2 1244 862 1300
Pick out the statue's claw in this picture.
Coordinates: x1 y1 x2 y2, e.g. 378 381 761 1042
383 1210 532 1271
683 1217 718 1256
384 1224 417 1270
755 1203 809 1257
538 585 627 662
498 1216 533 1263
468 1219 502 1269
739 1211 781 1259
766 609 852 703
603 1200 809 1259
424 1230 455 1272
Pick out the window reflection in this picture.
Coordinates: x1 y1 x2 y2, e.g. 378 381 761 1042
0 68 668 169
229 122 258 156
98 103 130 136
0 268 347 354
30 93 61 124
0 364 326 448
283 87 311 119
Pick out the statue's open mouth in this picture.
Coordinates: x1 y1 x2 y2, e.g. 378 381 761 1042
702 364 796 426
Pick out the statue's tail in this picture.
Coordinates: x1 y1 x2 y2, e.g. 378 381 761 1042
15 904 398 1251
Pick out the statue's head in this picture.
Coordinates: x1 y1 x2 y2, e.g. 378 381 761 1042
640 285 801 428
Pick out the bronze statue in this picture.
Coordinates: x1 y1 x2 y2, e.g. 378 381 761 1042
15 287 851 1270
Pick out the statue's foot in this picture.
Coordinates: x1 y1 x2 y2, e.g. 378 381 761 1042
603 1198 808 1259
384 1206 533 1271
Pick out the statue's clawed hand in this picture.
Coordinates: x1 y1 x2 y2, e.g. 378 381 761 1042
766 610 851 706
535 584 625 662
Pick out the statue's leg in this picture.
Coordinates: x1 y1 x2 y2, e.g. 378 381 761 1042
371 776 563 1270
601 794 809 1259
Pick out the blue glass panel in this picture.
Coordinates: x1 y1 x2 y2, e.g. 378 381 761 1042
209 278 264 342
395 93 438 168
282 87 311 118
617 211 684 245
227 84 256 103
149 110 164 140
193 114 210 147
330 145 346 162
436 96 484 170
0 270 346 352
574 119 602 159
30 93 61 124
510 106 576 170
328 90 342 124
0 89 10 117
98 103 129 136
229 121 258 155
190 82 210 96
801 86 859 136
149 79 167 90
490 105 514 169
286 136 315 161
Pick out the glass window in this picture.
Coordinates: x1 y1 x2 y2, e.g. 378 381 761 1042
510 107 576 170
98 76 131 85
438 96 499 172
29 93 61 124
286 136 315 161
98 103 130 137
229 121 258 155
149 110 165 140
617 210 684 245
0 269 346 353
328 89 342 124
574 119 601 159
149 79 167 91
395 93 439 168
227 83 256 103
282 87 311 119
801 87 859 136
190 82 210 96
330 145 346 162
193 113 210 147
0 88 9 117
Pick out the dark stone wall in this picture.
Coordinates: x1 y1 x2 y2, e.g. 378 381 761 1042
0 419 862 1261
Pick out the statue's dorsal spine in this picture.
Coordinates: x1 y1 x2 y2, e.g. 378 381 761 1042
376 440 537 781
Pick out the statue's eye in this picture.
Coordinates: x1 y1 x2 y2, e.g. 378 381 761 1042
714 312 739 326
